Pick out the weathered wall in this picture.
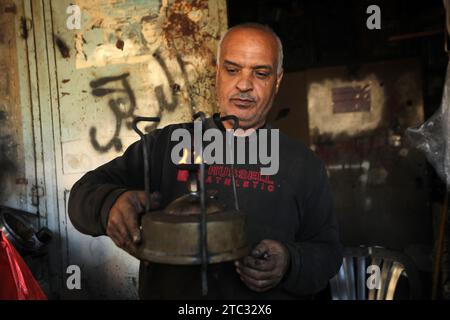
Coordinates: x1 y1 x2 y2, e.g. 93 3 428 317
269 59 432 284
307 60 424 143
55 0 226 175
306 59 432 273
53 0 227 299
1 0 227 299
267 72 310 145
0 1 27 209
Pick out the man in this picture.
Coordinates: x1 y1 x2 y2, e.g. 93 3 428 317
68 23 342 299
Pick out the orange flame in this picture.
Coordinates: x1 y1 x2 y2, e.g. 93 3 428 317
178 148 202 165
178 148 189 165
194 153 202 164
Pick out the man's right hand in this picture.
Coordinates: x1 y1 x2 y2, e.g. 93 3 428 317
106 190 161 257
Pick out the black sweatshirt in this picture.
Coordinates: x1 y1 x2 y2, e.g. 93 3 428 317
68 114 342 299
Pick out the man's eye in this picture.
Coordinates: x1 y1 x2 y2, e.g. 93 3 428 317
256 72 270 79
227 68 238 74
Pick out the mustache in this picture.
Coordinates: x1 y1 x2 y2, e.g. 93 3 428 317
229 92 256 102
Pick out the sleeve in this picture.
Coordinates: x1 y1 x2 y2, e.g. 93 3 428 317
67 132 157 236
281 160 343 296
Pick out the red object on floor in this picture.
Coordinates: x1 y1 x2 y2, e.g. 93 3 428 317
0 231 47 300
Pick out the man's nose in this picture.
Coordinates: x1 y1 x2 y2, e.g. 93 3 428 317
236 73 253 92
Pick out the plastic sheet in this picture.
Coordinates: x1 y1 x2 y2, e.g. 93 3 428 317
406 60 450 188
0 231 47 300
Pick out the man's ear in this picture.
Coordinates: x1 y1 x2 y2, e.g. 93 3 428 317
275 69 284 94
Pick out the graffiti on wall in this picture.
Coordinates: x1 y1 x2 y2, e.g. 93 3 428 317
77 0 224 153
51 0 228 299
89 73 136 153
89 46 197 152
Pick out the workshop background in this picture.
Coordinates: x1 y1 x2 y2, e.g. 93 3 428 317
0 0 449 299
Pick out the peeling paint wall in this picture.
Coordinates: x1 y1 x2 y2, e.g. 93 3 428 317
2 0 227 299
55 0 225 173
49 0 227 298
308 74 385 139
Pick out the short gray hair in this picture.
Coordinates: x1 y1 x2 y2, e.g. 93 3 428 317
217 23 284 75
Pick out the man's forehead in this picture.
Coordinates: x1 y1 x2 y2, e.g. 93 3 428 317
220 28 278 65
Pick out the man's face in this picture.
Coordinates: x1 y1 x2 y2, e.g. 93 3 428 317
216 28 283 129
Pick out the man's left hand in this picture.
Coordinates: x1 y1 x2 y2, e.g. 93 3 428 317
235 239 290 292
